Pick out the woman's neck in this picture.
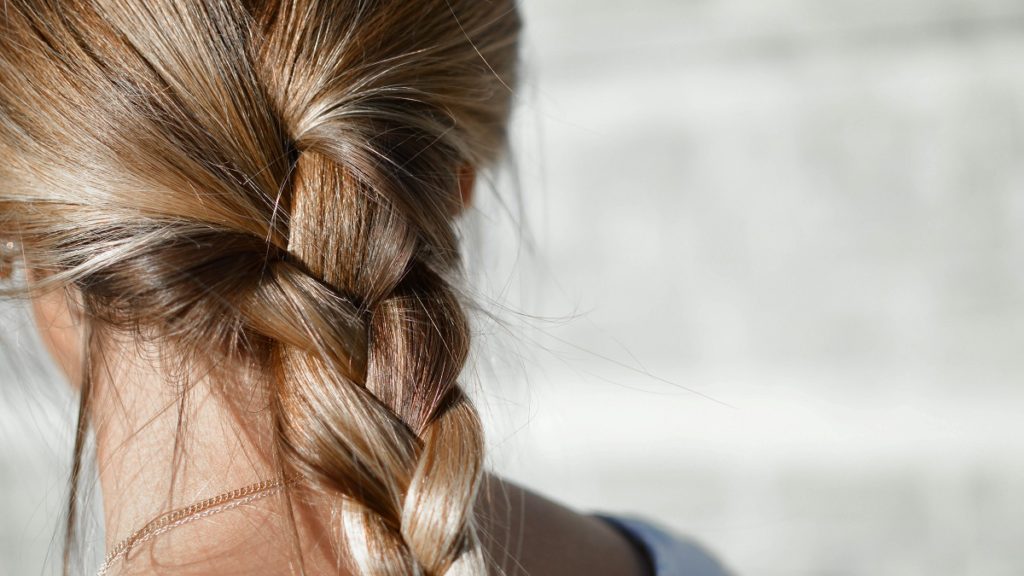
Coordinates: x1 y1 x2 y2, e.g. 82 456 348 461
92 340 332 575
89 339 650 576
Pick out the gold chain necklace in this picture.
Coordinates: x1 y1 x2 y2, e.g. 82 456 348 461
96 477 293 576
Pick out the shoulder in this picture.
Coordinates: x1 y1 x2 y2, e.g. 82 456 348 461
594 514 733 576
478 478 652 576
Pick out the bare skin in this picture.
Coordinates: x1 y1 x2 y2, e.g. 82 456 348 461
31 285 651 576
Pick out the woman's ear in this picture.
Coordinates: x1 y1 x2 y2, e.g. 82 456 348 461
27 270 86 389
457 164 477 212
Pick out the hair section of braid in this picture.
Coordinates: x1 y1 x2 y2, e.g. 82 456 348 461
0 0 521 574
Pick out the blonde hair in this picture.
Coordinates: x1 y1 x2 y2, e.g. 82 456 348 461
0 1 520 574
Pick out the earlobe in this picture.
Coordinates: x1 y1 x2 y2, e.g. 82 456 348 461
0 241 16 280
457 164 476 212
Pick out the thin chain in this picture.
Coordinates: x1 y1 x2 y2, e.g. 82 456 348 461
96 477 294 576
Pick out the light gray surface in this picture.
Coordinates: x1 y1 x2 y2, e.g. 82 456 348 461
4 1 1024 575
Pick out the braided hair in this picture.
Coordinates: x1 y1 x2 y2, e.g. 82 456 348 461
0 0 520 574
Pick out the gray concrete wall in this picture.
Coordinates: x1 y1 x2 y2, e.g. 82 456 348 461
482 2 1024 575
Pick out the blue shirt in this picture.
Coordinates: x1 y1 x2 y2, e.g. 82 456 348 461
595 515 732 576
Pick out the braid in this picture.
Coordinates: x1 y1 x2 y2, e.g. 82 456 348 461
245 4 520 569
0 0 520 573
246 141 488 574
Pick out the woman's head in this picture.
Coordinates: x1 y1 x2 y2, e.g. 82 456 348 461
0 0 520 574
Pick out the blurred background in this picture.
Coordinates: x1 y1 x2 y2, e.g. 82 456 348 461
4 1 1024 575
